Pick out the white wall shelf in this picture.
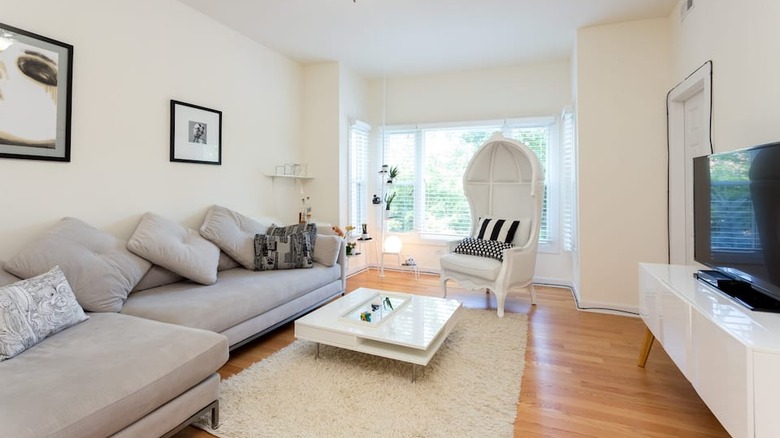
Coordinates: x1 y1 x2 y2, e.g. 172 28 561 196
265 174 314 180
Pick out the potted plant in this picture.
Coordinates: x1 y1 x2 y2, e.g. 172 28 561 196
384 191 396 212
387 166 399 184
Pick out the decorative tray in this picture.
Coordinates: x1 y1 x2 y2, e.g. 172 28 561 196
340 292 410 326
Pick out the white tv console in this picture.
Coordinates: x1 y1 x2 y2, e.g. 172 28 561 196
638 263 780 438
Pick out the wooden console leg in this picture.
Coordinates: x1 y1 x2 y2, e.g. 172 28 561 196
637 327 655 368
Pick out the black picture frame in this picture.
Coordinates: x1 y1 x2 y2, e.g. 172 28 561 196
170 100 222 165
0 22 73 162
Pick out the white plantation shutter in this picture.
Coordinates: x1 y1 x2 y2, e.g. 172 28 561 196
349 120 370 230
503 123 553 244
560 107 577 251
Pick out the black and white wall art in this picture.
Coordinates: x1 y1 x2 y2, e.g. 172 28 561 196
170 99 221 165
0 22 73 161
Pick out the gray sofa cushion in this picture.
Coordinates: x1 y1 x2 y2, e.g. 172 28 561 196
127 212 220 285
0 266 88 361
199 205 270 270
4 218 152 312
0 313 228 438
312 234 342 267
218 251 240 271
132 251 240 293
0 262 21 287
131 265 185 293
121 264 341 334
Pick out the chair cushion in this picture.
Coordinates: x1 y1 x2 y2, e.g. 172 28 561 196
127 212 220 285
440 252 502 282
454 237 514 261
4 217 151 312
199 205 270 270
0 266 88 361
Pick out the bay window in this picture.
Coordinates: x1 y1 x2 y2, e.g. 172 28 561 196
382 118 560 251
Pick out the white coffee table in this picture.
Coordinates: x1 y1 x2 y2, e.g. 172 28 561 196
294 287 462 379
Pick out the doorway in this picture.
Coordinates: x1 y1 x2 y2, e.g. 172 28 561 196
667 62 712 265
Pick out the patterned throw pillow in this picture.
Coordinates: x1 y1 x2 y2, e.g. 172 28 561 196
266 223 317 249
474 217 521 243
254 232 314 271
0 266 89 361
454 237 515 262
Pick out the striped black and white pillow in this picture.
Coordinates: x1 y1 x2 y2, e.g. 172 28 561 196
474 218 520 243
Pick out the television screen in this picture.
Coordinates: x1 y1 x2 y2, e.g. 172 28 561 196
693 141 780 303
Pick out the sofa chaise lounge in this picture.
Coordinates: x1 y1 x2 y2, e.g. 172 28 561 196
0 205 346 438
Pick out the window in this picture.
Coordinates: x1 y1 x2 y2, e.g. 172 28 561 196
348 120 370 230
383 118 560 249
560 107 577 252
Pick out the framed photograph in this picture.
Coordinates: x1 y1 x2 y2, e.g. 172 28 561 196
170 100 222 165
0 22 73 162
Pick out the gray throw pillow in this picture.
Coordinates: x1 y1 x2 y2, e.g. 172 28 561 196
200 205 271 270
5 218 152 312
127 212 220 285
0 266 88 361
218 251 240 271
0 262 21 287
312 235 342 267
132 265 185 293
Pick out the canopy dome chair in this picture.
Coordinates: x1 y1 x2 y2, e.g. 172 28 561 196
440 132 544 317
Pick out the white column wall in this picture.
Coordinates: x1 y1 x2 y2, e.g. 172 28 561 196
301 63 340 226
575 18 671 311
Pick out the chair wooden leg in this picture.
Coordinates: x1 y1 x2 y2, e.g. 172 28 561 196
637 327 655 368
529 284 537 306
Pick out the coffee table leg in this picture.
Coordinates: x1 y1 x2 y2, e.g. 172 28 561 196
412 364 417 383
315 343 320 360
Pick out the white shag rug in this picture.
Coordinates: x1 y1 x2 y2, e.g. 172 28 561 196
197 309 527 438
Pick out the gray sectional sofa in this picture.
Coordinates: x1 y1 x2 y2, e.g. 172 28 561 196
0 205 346 438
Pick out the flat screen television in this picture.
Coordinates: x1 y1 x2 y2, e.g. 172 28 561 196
693 141 780 312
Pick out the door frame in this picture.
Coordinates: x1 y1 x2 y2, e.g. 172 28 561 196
667 61 713 265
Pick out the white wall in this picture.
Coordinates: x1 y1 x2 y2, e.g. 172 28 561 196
0 0 304 260
338 64 371 226
301 63 340 226
671 0 780 151
575 18 671 311
365 61 574 283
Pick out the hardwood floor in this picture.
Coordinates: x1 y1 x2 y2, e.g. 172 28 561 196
176 269 729 437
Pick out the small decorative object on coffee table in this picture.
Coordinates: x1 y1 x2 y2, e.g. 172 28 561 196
341 293 408 327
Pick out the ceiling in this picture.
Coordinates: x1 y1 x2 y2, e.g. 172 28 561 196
178 0 677 78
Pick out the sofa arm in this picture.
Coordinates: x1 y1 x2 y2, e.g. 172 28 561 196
337 238 347 292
